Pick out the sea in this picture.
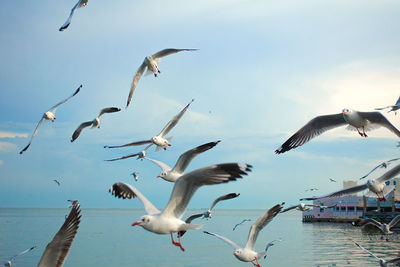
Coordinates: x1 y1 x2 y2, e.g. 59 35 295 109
1 208 400 267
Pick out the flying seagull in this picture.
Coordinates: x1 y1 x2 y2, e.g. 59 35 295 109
329 178 337 182
203 203 284 267
145 141 221 182
109 163 252 251
360 215 400 235
126 48 198 108
275 109 400 154
280 203 336 213
359 158 400 180
20 85 82 154
105 150 147 162
3 246 36 267
71 107 121 142
300 163 400 201
354 241 400 267
37 203 81 267
131 171 139 181
59 0 88 31
305 188 318 192
375 96 400 115
233 219 252 231
53 179 61 186
105 99 194 151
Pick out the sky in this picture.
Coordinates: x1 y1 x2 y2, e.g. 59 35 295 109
1 0 400 209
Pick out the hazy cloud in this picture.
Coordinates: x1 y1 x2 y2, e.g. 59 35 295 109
0 131 28 139
0 141 18 152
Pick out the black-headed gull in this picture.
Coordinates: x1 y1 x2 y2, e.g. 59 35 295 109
109 163 252 251
360 215 400 235
275 109 400 154
301 163 400 201
105 99 193 151
71 107 121 142
145 141 221 182
359 158 400 180
53 179 61 186
3 246 36 267
280 203 336 213
233 219 252 231
376 96 400 115
203 203 284 267
126 49 198 108
105 150 147 162
37 203 81 267
19 85 82 154
59 0 88 31
354 241 400 267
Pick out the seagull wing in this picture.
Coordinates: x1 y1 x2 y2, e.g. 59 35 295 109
376 163 400 183
359 163 384 180
37 204 81 267
362 218 382 229
375 106 392 110
145 157 171 173
162 163 252 219
8 246 36 262
275 113 346 154
386 257 400 264
203 231 240 250
19 117 45 154
126 61 147 108
280 205 299 213
151 48 198 59
244 203 283 250
71 121 93 142
109 182 160 215
158 99 194 137
104 152 141 162
184 213 204 224
300 183 368 201
389 215 400 228
171 140 221 174
359 111 400 137
59 0 79 31
97 107 121 118
388 158 400 163
354 242 381 260
209 192 240 211
49 85 82 113
104 140 152 148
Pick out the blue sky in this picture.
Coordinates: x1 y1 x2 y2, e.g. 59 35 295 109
1 0 400 209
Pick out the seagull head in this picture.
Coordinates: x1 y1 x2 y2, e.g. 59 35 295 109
342 108 353 116
157 172 167 179
132 215 151 228
45 111 56 121
4 261 11 267
233 249 243 258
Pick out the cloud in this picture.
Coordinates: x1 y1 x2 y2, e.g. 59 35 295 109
0 131 28 139
0 142 18 152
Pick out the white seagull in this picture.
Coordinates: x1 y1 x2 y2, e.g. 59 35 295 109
20 85 82 154
359 158 400 180
109 163 252 251
71 107 121 142
105 99 194 151
280 203 336 213
105 150 147 162
37 203 81 267
354 241 400 267
145 140 221 182
361 215 400 235
59 0 88 31
3 246 36 267
376 96 400 115
275 109 400 154
131 171 139 182
126 48 198 108
300 163 400 202
203 203 284 267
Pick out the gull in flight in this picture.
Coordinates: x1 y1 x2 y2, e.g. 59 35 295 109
329 178 337 182
37 203 81 267
109 163 252 251
59 0 88 31
71 107 121 142
375 96 400 115
53 179 61 186
354 241 400 267
300 163 400 202
3 246 36 267
178 192 240 237
126 48 198 108
145 141 221 182
233 219 252 231
275 109 400 154
131 171 139 181
105 99 193 151
359 158 400 180
203 203 284 267
20 85 82 154
305 188 318 192
105 150 147 162
280 203 336 213
360 215 400 235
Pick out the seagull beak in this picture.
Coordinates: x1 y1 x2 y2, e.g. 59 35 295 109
233 251 237 256
132 221 141 226
157 175 161 178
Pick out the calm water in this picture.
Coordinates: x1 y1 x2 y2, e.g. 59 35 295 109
1 208 400 267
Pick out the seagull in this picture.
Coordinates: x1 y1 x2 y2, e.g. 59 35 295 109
71 107 121 142
67 199 79 208
145 140 221 182
131 171 139 181
203 203 284 267
233 219 252 231
37 203 81 267
109 163 252 251
329 178 337 182
126 48 198 108
300 163 400 202
359 158 400 180
305 188 318 192
105 99 194 151
280 203 337 213
19 85 82 154
105 150 147 162
360 215 400 235
375 96 400 115
275 109 400 154
59 0 88 31
178 192 240 237
354 241 400 267
3 246 36 267
53 179 61 186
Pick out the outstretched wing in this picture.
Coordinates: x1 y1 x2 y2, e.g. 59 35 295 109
359 111 400 137
354 242 381 260
20 117 45 154
109 182 160 215
203 231 240 250
376 163 400 183
275 113 346 154
151 48 198 59
59 0 88 31
104 152 141 162
209 192 240 211
8 246 36 262
389 215 400 228
37 204 81 267
71 121 93 142
98 107 121 118
245 203 283 250
158 99 194 137
104 140 152 148
359 163 385 180
280 205 299 213
145 157 171 173
126 61 147 108
300 183 368 201
49 85 82 112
